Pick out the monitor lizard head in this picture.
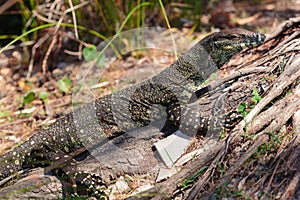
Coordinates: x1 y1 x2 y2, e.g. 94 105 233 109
199 28 266 68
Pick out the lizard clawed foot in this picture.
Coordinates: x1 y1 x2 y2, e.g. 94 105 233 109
223 110 243 129
53 167 107 198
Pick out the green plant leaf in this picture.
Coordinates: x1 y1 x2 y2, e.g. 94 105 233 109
57 77 72 93
0 110 10 118
83 45 105 68
209 73 217 79
252 88 259 96
23 92 35 104
38 91 50 102
251 88 262 104
237 102 247 113
83 45 97 61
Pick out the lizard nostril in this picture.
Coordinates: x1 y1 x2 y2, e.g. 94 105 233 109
258 34 266 43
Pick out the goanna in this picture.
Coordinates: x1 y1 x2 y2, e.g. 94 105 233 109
0 28 265 196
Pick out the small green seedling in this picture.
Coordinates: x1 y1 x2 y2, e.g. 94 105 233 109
57 77 72 94
238 88 263 116
237 102 248 118
83 45 105 69
237 88 263 135
23 91 35 104
251 88 262 106
38 91 51 103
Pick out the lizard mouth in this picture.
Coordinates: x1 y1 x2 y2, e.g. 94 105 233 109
241 33 266 49
215 32 266 51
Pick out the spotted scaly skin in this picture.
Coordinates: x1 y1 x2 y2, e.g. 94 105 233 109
0 28 265 196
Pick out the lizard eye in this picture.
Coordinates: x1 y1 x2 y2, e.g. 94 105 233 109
227 35 241 40
218 35 239 41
